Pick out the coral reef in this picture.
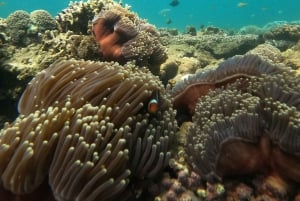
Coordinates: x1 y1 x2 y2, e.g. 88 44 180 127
199 34 261 58
246 43 283 63
92 5 167 73
0 0 165 128
282 40 300 71
55 0 167 73
55 0 113 34
262 24 300 51
238 25 264 35
0 59 177 201
263 24 300 42
30 10 57 32
5 9 57 46
185 26 197 36
2 1 300 200
160 33 217 85
6 10 32 45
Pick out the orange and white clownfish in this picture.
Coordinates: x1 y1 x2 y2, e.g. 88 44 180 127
148 91 159 114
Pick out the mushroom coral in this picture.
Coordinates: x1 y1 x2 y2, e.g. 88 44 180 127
185 55 300 198
0 59 177 201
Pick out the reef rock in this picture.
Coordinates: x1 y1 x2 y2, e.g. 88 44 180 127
198 34 261 58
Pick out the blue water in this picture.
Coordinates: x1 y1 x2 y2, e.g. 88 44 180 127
1 0 300 31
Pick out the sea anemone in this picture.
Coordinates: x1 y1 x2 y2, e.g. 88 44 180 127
92 5 167 73
184 55 300 198
0 59 177 201
172 54 284 121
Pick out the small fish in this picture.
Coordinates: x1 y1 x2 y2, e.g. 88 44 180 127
237 2 248 8
148 91 160 114
0 1 6 6
159 8 171 17
166 18 172 25
169 0 179 7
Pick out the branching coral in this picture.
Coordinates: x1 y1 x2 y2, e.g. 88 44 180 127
55 0 112 34
0 59 177 201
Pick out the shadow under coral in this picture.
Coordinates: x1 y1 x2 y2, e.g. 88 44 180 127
0 180 55 201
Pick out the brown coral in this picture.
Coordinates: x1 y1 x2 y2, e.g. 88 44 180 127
92 5 167 73
0 59 177 201
184 55 300 199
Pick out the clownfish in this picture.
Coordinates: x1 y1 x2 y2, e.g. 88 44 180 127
148 91 159 114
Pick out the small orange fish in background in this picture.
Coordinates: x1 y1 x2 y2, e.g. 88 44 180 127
237 2 248 8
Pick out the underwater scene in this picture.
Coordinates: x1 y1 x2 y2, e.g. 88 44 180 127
0 0 300 201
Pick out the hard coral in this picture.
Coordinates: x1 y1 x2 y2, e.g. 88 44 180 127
30 10 57 32
246 43 283 63
184 55 300 199
6 10 31 45
0 59 177 201
92 5 167 73
263 24 300 42
55 0 111 34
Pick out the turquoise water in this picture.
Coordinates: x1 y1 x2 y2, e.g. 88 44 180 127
1 0 300 31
